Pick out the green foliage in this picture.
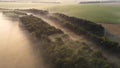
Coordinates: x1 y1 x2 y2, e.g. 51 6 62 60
99 37 120 53
23 9 48 15
20 15 116 68
20 15 63 39
92 51 104 58
89 58 112 68
52 13 120 54
53 13 104 36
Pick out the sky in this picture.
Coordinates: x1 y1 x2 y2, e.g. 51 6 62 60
29 0 120 3
23 0 119 1
0 0 120 3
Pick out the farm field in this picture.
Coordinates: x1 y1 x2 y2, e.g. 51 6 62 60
0 3 120 23
1 3 119 38
49 4 120 24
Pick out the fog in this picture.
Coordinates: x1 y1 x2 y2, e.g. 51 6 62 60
1 0 119 3
0 12 46 68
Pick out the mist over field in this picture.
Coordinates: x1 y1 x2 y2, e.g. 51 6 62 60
0 0 120 3
0 0 120 68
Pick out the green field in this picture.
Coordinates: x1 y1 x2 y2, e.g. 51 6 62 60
0 3 120 23
49 4 120 23
0 2 56 9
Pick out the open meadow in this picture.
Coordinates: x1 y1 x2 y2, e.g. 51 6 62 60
0 3 120 23
49 4 120 24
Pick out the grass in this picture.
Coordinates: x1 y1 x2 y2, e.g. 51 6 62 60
48 4 120 24
0 3 120 23
0 2 57 9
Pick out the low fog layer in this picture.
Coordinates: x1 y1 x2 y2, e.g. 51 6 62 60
0 0 120 3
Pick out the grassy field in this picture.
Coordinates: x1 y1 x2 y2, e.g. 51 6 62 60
48 4 120 24
0 3 120 23
0 2 57 9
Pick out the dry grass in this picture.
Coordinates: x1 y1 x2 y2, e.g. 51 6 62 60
101 23 120 36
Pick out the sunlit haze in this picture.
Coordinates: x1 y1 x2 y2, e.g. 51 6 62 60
0 0 120 3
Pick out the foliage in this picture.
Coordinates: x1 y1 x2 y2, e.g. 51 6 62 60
20 15 63 39
52 13 120 54
20 15 116 68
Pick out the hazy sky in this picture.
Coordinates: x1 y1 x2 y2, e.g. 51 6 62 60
1 0 120 3
34 0 120 2
31 0 119 2
25 0 119 1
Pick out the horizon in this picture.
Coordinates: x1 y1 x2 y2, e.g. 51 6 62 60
0 0 120 3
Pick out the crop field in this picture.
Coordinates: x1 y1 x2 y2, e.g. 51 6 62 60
49 4 120 24
0 2 57 9
0 3 120 24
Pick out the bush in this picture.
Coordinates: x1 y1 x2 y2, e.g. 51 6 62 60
52 13 120 54
89 58 113 68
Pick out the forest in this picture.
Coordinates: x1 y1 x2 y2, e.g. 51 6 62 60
20 15 118 68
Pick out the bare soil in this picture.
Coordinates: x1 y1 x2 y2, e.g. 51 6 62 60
101 23 120 36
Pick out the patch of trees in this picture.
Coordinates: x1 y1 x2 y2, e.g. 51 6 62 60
53 13 104 36
46 42 115 68
20 15 116 68
20 15 63 39
96 37 120 53
80 1 118 4
52 13 120 54
22 9 48 15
